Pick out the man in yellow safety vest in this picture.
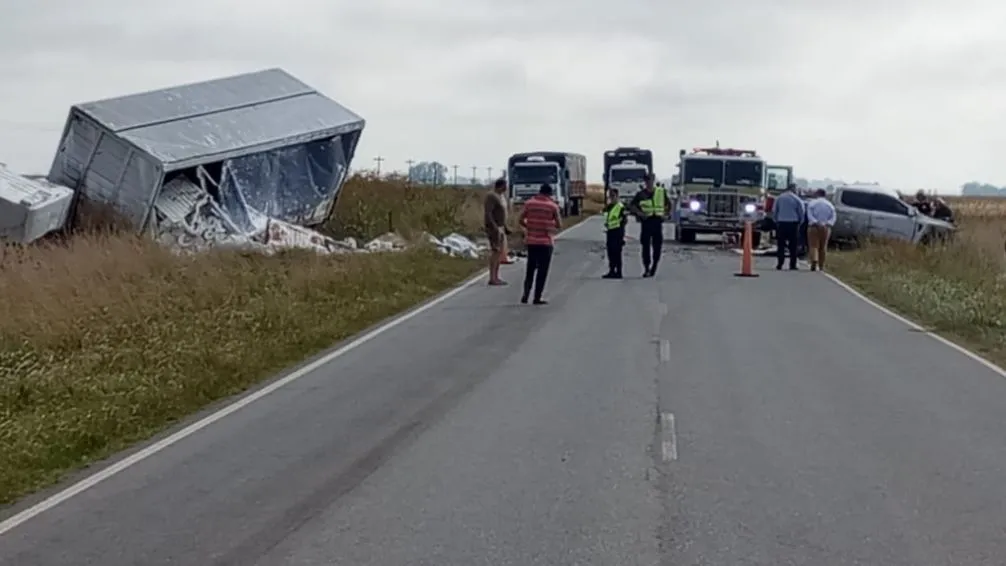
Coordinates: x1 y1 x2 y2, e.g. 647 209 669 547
628 174 668 277
602 188 628 279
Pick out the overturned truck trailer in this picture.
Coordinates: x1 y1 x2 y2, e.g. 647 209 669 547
47 68 365 247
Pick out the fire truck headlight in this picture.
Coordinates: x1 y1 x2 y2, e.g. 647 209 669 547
743 203 756 214
688 200 701 211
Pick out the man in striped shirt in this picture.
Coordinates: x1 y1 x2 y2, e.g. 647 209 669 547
517 183 562 305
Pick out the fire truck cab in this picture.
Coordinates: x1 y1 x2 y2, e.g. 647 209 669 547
761 164 794 232
672 145 767 246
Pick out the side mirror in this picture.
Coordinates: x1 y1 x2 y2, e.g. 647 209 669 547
907 206 917 217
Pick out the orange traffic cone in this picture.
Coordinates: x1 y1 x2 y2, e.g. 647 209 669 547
734 221 759 278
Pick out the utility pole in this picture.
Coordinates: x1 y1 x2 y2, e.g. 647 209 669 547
406 159 415 181
471 166 478 184
452 165 459 185
487 166 493 183
373 156 384 175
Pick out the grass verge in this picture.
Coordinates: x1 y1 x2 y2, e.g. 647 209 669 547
828 214 1006 366
0 175 491 506
0 175 601 507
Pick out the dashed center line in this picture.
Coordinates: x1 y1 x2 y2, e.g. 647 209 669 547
659 339 670 362
660 412 678 461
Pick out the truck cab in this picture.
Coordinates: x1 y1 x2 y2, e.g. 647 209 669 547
603 147 654 204
760 164 793 231
607 160 649 202
507 152 587 217
673 146 766 246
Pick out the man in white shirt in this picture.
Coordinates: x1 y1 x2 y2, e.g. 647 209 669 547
804 189 836 271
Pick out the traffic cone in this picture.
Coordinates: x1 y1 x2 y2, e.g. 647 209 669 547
734 221 759 277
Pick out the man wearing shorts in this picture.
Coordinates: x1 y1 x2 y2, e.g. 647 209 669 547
484 179 509 285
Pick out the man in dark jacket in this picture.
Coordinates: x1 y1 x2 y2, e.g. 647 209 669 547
627 174 668 277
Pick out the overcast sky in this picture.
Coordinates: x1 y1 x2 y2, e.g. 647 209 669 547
1 0 1003 190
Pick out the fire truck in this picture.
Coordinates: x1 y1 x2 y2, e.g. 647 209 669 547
672 145 767 246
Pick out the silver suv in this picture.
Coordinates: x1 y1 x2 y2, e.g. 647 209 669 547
829 184 955 245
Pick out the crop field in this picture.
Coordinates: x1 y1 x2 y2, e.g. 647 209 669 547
829 195 1006 367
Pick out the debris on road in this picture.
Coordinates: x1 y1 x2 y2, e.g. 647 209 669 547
0 165 73 243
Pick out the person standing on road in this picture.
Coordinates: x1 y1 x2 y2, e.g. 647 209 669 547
772 183 805 271
628 174 668 277
805 188 836 271
483 179 509 286
518 183 562 305
602 188 628 279
498 179 515 265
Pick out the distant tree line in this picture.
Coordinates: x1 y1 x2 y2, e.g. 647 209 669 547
959 182 1006 196
796 178 1005 196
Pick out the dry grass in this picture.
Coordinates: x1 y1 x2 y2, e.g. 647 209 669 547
0 174 511 506
829 196 1006 364
0 173 600 506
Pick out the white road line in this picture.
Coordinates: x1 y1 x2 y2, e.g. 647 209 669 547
658 303 668 317
659 339 670 362
726 244 1006 378
821 271 1006 378
0 217 598 535
660 412 678 461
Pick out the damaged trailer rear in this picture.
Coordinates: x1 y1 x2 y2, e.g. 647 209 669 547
46 68 365 245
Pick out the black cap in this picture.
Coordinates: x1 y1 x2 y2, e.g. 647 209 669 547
539 183 553 195
494 178 506 189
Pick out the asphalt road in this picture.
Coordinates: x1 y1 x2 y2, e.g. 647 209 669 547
3 216 1006 565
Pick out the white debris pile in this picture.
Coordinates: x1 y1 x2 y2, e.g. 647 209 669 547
0 166 74 244
150 176 490 257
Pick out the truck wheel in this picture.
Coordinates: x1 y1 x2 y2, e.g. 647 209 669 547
751 231 762 249
678 229 696 244
562 201 571 217
571 198 581 216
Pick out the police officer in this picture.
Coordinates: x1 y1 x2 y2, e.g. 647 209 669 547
602 188 628 279
628 174 668 277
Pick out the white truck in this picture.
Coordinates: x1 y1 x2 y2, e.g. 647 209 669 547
603 147 653 203
507 152 587 216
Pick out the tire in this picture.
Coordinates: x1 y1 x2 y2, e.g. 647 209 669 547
571 198 581 216
678 228 696 244
751 230 762 249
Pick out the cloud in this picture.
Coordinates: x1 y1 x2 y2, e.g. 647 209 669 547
1 0 1004 189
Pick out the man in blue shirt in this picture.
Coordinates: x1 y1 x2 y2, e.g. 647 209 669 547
771 184 805 270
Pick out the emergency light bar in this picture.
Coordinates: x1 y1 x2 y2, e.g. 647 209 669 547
692 147 758 157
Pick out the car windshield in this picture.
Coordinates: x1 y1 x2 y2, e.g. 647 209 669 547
511 164 558 184
724 160 763 186
610 168 647 183
682 159 723 185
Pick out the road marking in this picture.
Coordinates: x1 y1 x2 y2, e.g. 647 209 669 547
659 339 670 362
821 271 1006 378
658 303 668 317
0 216 599 535
660 412 678 461
725 243 1006 378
